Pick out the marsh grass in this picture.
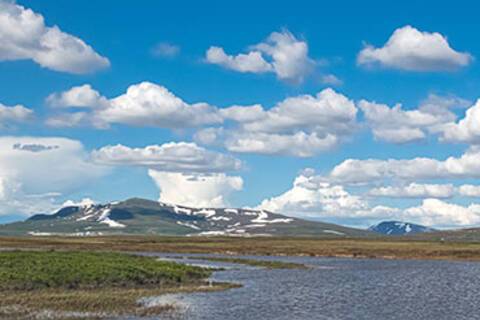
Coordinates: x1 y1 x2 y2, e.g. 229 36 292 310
0 251 238 319
0 251 211 290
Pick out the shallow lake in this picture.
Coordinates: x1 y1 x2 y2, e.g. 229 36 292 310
138 254 480 320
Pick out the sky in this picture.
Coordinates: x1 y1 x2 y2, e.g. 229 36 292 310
2 0 480 228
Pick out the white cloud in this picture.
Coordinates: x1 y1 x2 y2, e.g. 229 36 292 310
369 183 480 199
321 74 343 86
46 84 109 108
92 142 241 173
47 82 223 129
0 1 109 74
98 82 223 128
360 94 466 144
442 99 480 143
151 42 180 58
206 46 272 73
0 136 107 216
223 131 338 157
369 183 455 199
257 171 480 228
243 88 357 134
403 199 480 228
220 104 266 122
93 142 243 208
357 25 472 72
258 173 368 219
47 84 358 157
328 147 480 184
148 170 243 208
197 88 358 157
62 198 95 208
206 30 314 83
458 185 480 197
0 102 33 127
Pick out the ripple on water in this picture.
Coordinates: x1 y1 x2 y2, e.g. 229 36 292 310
138 254 480 320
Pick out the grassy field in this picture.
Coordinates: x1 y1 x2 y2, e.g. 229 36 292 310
0 251 235 319
2 235 480 261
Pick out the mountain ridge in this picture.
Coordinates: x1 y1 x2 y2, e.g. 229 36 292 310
0 197 373 237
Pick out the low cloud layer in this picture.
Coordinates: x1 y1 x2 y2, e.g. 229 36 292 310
92 142 242 173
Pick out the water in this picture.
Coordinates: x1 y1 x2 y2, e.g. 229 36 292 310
140 254 480 320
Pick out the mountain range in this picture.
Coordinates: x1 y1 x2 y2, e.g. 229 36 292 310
0 198 373 237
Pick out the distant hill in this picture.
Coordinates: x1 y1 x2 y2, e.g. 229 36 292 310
0 198 372 237
369 221 434 235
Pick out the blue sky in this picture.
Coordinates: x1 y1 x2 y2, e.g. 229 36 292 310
1 0 480 228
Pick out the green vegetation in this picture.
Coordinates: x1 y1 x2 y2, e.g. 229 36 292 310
194 256 308 269
0 251 237 319
0 251 210 290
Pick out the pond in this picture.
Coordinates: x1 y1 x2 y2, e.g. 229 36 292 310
137 254 480 320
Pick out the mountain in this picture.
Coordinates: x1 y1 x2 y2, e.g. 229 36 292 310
369 221 434 235
0 198 372 237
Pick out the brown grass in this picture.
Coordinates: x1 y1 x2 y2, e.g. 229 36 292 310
1 236 480 261
0 283 238 319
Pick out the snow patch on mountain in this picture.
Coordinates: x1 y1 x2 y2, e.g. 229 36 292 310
369 221 433 235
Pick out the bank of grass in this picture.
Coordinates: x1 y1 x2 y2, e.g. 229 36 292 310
194 256 308 269
2 236 480 261
0 251 237 319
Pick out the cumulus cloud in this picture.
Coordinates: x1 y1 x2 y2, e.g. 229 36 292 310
197 88 358 157
360 94 467 144
46 82 223 129
442 99 480 143
0 136 107 216
358 25 472 72
92 142 241 173
0 102 33 127
148 170 243 208
92 141 243 208
46 84 109 108
47 83 358 157
206 30 314 83
206 46 272 73
403 199 480 228
257 171 480 228
0 1 109 73
327 147 480 184
258 173 368 219
98 82 223 128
